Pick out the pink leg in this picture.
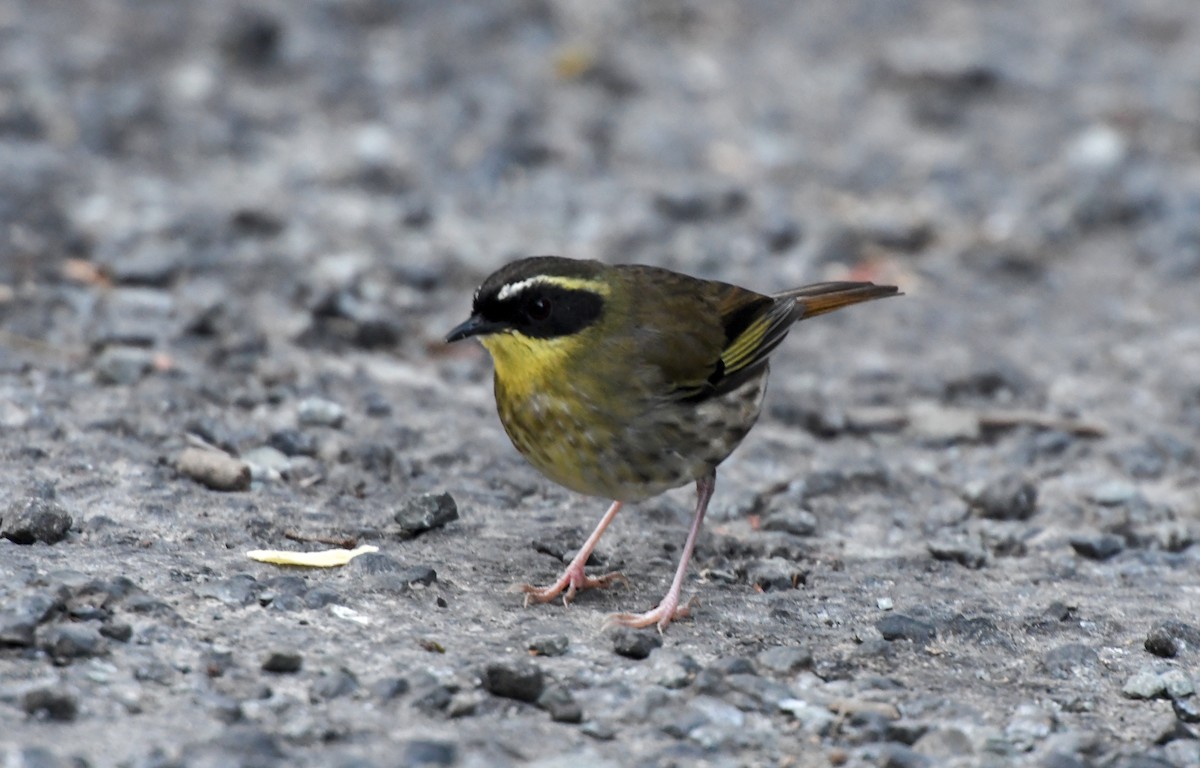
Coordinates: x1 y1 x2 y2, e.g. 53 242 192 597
609 471 716 633
522 500 626 606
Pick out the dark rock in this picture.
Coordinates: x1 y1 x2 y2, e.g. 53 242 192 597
311 667 360 701
394 493 459 538
528 635 569 657
93 345 156 385
943 615 1010 648
482 659 544 703
0 593 63 646
711 656 757 676
1069 534 1124 561
756 645 813 675
304 587 342 609
1146 621 1200 658
2 496 73 545
399 566 437 587
724 673 794 712
39 624 107 662
100 622 133 642
1041 644 1098 679
877 614 936 644
22 687 79 722
613 628 662 660
262 649 303 673
763 217 803 253
411 684 454 714
401 740 456 767
537 685 583 723
970 475 1038 521
221 9 283 70
1173 695 1200 724
267 429 318 457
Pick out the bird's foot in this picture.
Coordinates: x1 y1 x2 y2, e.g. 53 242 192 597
607 595 696 634
521 565 626 607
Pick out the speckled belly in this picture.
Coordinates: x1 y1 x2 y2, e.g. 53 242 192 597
495 370 767 501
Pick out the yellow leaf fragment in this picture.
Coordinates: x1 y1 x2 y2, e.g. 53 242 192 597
247 544 379 568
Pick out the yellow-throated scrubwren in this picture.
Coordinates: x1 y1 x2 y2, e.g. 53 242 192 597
447 255 899 631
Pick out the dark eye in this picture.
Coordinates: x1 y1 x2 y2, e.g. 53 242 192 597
527 296 551 321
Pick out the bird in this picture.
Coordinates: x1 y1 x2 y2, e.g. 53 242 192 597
445 255 900 631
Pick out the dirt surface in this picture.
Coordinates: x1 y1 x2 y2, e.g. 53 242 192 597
3 1 1200 766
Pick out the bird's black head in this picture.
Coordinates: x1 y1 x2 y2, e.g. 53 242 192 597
446 256 609 343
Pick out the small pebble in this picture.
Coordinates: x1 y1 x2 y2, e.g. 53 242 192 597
93 346 155 385
262 650 303 673
268 428 318 457
401 740 457 767
23 687 80 721
970 475 1038 521
927 535 988 569
371 677 410 700
1122 671 1167 700
648 648 701 689
1042 644 1098 678
538 684 584 723
297 397 346 428
878 597 895 611
1162 669 1194 700
528 635 569 657
1068 534 1124 561
310 667 359 701
612 628 662 660
756 645 813 675
1145 620 1200 658
394 493 459 538
1 496 73 545
176 447 251 492
761 508 817 536
40 624 107 662
482 659 545 703
744 557 805 591
877 614 936 644
1087 480 1139 506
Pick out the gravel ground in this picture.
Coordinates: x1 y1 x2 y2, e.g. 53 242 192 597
3 1 1200 766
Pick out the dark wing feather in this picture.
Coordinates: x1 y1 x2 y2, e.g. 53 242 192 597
676 280 900 403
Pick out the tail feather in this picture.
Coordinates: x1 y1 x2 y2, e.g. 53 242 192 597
775 281 901 320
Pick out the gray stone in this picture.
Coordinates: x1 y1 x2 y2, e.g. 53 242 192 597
927 534 988 569
528 635 569 657
297 396 346 428
1122 671 1166 700
970 474 1038 521
761 508 817 536
483 659 544 703
1068 534 1124 561
537 685 583 723
877 614 936 644
744 557 805 591
1042 644 1098 679
22 687 79 722
647 648 701 689
2 497 73 545
394 493 459 538
1145 620 1200 658
93 345 155 385
39 624 107 661
311 667 359 701
1162 669 1194 701
612 628 662 660
756 645 813 675
779 698 835 735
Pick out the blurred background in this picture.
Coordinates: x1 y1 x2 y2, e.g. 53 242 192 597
2 1 1200 766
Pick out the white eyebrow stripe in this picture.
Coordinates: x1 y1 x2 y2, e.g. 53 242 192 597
496 277 546 301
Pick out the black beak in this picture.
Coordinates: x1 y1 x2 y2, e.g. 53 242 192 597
445 314 507 343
